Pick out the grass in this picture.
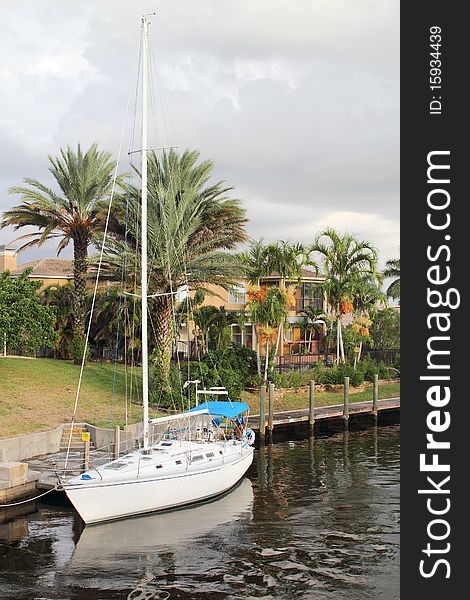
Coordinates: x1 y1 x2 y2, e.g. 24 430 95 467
241 382 400 413
0 357 159 438
0 357 400 439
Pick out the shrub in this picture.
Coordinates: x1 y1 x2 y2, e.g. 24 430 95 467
357 357 397 381
72 336 90 364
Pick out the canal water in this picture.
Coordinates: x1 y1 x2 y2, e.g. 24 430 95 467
0 425 399 599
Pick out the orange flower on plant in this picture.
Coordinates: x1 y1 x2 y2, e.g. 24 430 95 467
247 285 267 303
339 298 353 315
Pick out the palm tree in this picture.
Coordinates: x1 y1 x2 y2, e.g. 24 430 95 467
383 258 400 299
241 239 312 372
240 239 270 286
350 275 386 365
247 286 290 381
266 240 313 357
102 149 247 396
310 228 378 364
2 143 122 360
298 305 327 354
192 305 220 354
267 240 312 285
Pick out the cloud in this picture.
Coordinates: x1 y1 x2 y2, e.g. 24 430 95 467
0 0 399 266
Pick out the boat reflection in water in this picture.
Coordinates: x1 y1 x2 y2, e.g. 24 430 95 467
67 477 253 574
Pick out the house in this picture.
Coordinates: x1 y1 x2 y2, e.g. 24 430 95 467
0 245 73 289
178 268 327 365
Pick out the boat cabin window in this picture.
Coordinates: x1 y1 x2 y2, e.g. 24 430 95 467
191 455 203 462
156 464 163 469
160 442 173 447
206 452 215 458
175 460 182 465
104 462 127 470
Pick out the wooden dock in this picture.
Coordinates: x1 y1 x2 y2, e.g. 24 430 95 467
249 397 400 441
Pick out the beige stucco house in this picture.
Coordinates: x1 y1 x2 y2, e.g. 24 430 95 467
0 245 73 289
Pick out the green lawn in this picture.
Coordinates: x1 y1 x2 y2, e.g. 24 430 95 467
0 357 152 438
0 357 400 439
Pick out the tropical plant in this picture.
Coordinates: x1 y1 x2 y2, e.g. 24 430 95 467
383 257 400 299
0 270 56 355
369 307 400 350
350 274 386 365
90 286 142 360
2 143 122 361
298 305 327 354
310 228 378 364
101 149 247 398
41 283 75 359
265 240 312 285
240 239 271 285
247 285 290 381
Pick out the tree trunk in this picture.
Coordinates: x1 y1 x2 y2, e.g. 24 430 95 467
255 330 261 376
339 318 346 363
153 295 174 397
336 318 340 364
264 338 270 382
72 238 88 364
274 322 282 360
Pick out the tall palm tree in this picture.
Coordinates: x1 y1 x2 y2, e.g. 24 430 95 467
247 286 290 381
267 240 312 285
351 275 386 365
241 239 313 371
240 239 270 286
2 143 122 360
383 258 400 299
102 149 247 396
310 228 378 364
299 305 327 354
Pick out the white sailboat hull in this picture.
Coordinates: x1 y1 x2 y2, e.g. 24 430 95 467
64 447 253 525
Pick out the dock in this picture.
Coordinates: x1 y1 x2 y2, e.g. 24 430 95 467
249 397 400 442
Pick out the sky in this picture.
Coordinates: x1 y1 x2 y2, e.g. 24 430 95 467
0 0 399 268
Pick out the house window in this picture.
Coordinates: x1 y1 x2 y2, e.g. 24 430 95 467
231 324 254 350
297 284 323 311
232 324 243 346
228 284 246 304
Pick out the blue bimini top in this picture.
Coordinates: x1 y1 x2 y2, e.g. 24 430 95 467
188 401 249 420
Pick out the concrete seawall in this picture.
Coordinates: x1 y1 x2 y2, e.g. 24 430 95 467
0 425 64 462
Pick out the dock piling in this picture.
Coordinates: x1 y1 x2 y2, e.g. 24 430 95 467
259 384 267 443
309 380 315 434
373 374 379 418
114 426 120 459
343 377 349 422
268 383 275 440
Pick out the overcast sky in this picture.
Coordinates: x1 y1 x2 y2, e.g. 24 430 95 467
0 0 399 268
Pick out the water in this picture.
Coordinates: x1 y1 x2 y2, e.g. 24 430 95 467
0 425 399 599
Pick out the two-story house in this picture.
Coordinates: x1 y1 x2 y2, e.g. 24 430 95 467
180 268 327 366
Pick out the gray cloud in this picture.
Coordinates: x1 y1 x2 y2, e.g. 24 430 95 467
0 0 399 267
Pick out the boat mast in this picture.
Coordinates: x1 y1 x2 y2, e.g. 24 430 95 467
141 15 150 450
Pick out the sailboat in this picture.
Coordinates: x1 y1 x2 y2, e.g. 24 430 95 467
60 15 255 525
